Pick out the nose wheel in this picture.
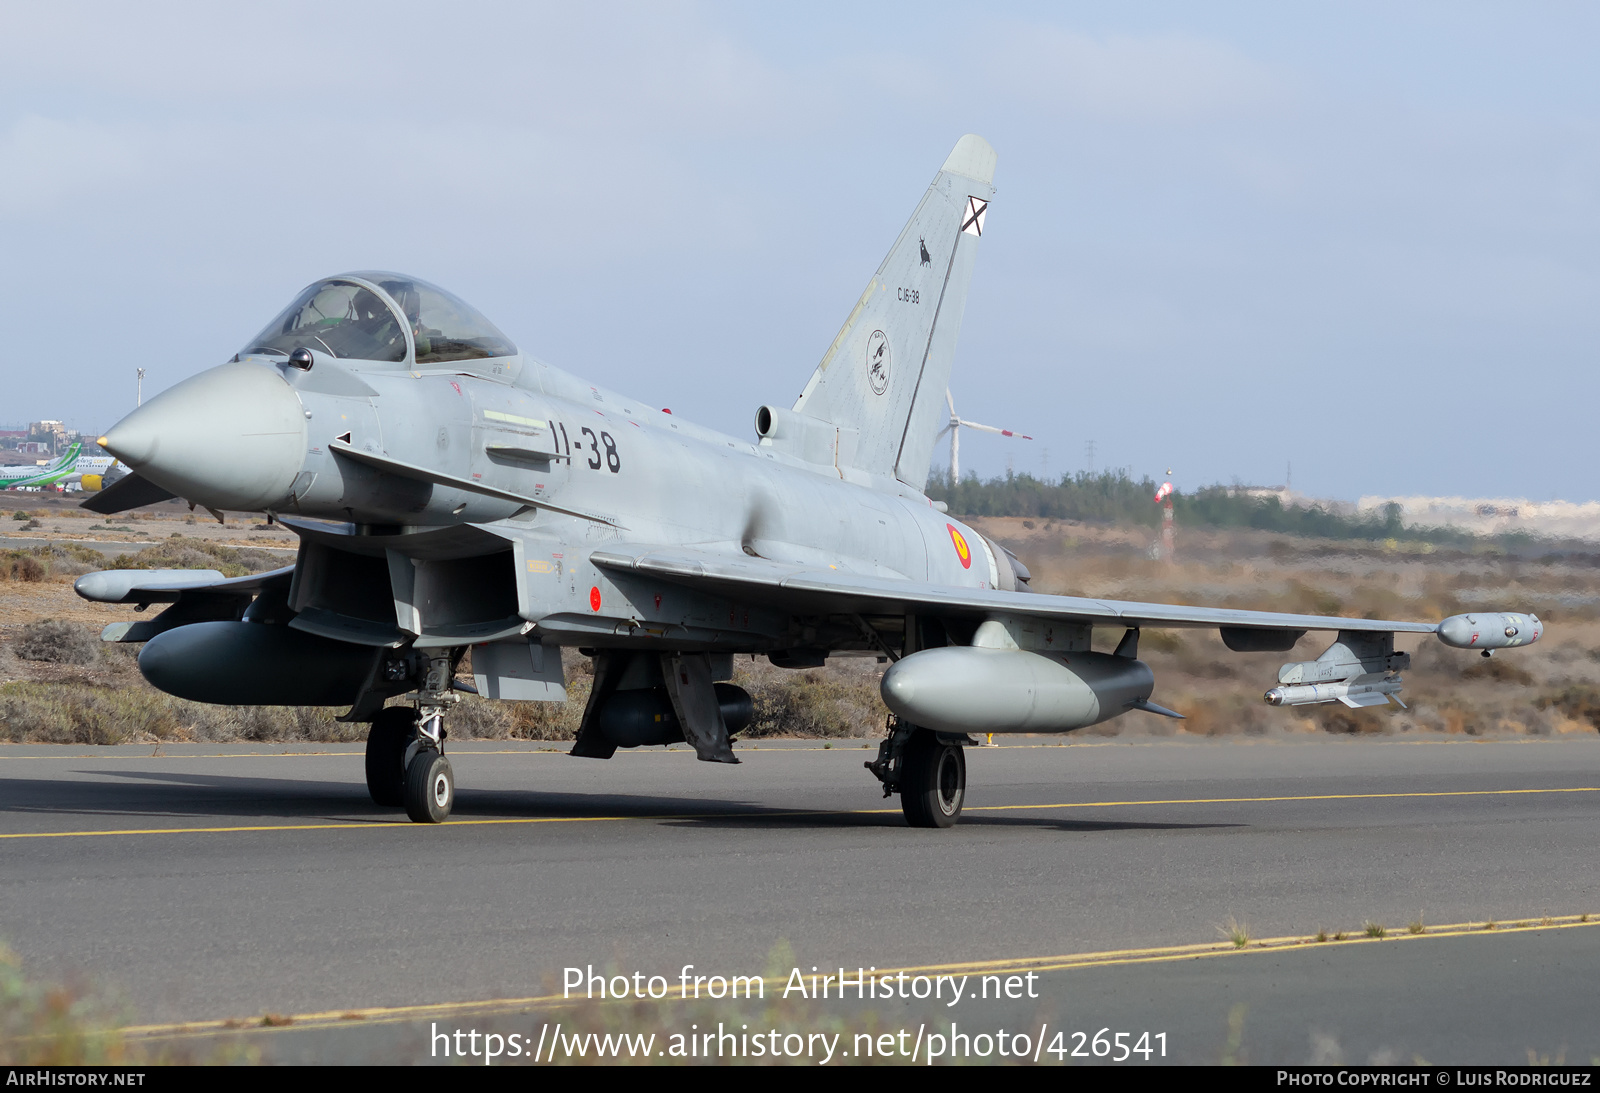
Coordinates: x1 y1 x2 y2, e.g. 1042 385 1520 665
366 653 459 823
404 749 454 824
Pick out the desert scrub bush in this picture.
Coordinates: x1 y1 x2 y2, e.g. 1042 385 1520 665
1163 694 1271 737
112 537 283 577
1313 704 1388 735
0 681 365 744
13 620 98 665
0 943 130 1065
0 552 45 581
0 682 177 743
742 666 883 738
1535 686 1600 730
445 694 588 741
1140 630 1185 655
1 543 108 581
1461 657 1535 686
0 942 234 1064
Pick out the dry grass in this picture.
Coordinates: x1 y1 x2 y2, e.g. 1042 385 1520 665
0 631 889 744
0 941 243 1064
969 516 1600 740
0 512 1592 742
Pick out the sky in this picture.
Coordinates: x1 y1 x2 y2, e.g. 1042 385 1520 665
0 1 1595 502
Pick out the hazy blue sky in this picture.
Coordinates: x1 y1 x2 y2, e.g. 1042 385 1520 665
1 1 1595 501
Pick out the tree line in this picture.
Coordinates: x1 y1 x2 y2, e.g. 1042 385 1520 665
923 470 1502 547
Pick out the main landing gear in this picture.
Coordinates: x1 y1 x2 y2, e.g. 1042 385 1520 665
866 719 969 828
364 654 459 824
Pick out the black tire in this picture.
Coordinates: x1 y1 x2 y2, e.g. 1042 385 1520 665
900 728 965 829
365 707 418 807
404 749 454 824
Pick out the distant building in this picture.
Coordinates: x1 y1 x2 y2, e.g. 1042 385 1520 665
24 421 76 456
1357 495 1600 541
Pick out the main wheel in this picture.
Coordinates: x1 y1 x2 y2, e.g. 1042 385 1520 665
365 707 418 807
900 728 965 828
404 749 454 824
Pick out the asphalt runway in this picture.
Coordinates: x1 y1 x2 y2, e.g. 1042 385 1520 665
3 734 1599 1064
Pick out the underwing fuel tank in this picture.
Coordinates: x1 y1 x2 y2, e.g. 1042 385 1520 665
138 621 382 705
597 684 754 748
880 647 1154 734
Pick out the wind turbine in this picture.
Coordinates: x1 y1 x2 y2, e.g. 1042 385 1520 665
937 389 1033 482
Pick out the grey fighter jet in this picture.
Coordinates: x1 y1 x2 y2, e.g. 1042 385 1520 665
77 135 1542 826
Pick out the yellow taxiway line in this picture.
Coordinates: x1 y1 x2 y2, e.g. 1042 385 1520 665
0 785 1594 841
116 913 1600 1041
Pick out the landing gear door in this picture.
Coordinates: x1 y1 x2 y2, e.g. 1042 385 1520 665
471 640 566 702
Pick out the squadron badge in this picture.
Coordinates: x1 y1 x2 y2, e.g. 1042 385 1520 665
866 329 891 395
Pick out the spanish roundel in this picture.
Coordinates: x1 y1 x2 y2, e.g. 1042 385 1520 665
947 524 972 569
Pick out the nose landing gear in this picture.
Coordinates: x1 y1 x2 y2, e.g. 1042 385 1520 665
364 653 461 823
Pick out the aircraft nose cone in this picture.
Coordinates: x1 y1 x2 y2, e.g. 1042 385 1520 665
100 362 307 510
99 421 157 466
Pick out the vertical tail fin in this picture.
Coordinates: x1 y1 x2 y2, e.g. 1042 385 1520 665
791 135 995 488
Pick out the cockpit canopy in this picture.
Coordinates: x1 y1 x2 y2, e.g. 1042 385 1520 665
244 272 517 365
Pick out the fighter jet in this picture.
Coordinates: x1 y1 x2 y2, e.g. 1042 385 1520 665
75 135 1542 826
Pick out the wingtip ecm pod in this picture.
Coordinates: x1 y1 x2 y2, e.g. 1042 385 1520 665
1436 612 1542 652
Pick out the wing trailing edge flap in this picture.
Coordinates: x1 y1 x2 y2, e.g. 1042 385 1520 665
589 547 1439 636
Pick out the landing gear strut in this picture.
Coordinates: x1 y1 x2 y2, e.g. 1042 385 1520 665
866 719 969 828
401 654 459 823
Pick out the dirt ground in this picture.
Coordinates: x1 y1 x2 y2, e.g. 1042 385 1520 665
1 494 293 641
1 497 1594 742
966 515 1600 738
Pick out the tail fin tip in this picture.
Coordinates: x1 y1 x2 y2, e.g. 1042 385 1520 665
942 135 997 186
